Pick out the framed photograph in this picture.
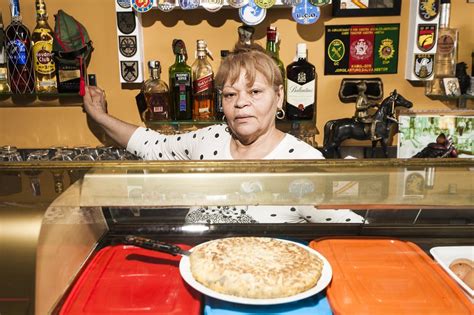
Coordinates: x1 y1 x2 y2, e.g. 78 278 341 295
397 113 474 158
402 169 425 199
442 78 461 97
332 0 402 17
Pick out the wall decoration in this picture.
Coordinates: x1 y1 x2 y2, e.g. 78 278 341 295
121 61 139 82
405 0 440 81
442 78 461 97
402 170 425 198
325 24 399 75
119 36 138 58
332 0 401 17
397 113 474 158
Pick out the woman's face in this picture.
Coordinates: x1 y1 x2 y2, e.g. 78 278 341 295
222 70 283 144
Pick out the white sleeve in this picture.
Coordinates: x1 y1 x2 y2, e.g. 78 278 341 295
126 127 197 160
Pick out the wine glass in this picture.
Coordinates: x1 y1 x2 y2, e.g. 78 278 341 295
0 146 23 162
97 146 117 161
72 147 95 161
50 148 74 161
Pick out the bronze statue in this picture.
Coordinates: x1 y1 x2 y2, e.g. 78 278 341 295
322 90 413 158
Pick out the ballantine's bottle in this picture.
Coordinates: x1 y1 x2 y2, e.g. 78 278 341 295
5 0 35 94
169 39 192 120
425 0 458 96
286 43 316 120
32 0 57 93
192 40 214 120
0 13 11 93
142 60 171 122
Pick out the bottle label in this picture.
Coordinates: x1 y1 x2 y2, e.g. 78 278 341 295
33 41 55 74
174 72 190 86
7 39 28 65
286 79 315 109
174 72 190 112
193 73 213 94
437 34 455 54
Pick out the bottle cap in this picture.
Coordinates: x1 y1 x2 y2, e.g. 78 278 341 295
172 39 188 59
297 43 307 58
267 26 277 41
148 60 161 70
36 0 47 17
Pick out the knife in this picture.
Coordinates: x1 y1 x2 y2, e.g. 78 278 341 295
123 235 191 256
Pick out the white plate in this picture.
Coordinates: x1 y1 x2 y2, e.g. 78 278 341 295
179 239 332 305
430 246 474 298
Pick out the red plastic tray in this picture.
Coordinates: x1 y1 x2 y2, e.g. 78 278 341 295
310 238 474 315
60 244 201 315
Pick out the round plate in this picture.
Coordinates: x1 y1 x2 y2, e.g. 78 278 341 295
179 239 332 305
239 1 266 26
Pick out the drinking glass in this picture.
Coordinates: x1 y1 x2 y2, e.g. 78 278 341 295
0 146 23 161
72 147 95 161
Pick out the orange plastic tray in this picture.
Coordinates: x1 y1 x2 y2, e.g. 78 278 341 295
60 244 201 315
310 238 473 315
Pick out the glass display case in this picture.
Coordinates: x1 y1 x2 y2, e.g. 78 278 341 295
0 159 473 314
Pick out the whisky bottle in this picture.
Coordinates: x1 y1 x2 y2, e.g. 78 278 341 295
142 61 172 122
0 13 11 94
214 50 229 121
169 39 192 120
192 40 214 120
286 43 316 120
266 26 285 84
5 0 35 94
425 0 458 96
32 0 57 93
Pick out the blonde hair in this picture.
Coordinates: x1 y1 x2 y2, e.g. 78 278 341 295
215 46 283 92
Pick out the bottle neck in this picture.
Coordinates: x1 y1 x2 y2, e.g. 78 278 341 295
266 40 279 56
10 0 21 23
439 2 451 28
175 53 186 64
150 69 161 80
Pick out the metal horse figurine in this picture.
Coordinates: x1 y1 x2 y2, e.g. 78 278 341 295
322 90 413 158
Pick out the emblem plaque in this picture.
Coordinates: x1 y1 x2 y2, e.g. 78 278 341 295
117 0 132 9
239 0 266 25
254 0 275 9
117 12 136 35
179 0 200 9
158 0 176 12
132 0 154 12
292 0 320 25
413 54 434 79
121 61 139 82
119 36 138 57
201 0 224 12
309 0 329 6
417 24 436 52
228 0 249 8
419 0 439 21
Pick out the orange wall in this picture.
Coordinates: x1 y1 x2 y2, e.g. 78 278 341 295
0 0 473 148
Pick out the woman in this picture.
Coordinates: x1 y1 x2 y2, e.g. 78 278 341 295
84 48 364 223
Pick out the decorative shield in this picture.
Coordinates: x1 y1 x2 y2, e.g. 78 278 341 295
414 54 434 79
132 0 154 12
292 0 320 25
417 24 436 52
419 0 439 21
121 61 139 82
117 12 136 35
119 36 137 57
179 0 200 10
327 39 345 65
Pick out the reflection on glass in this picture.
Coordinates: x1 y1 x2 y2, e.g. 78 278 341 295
26 150 50 196
97 146 117 161
0 146 23 161
73 147 95 161
50 148 74 161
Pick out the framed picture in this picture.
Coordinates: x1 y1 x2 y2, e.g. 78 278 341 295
332 0 402 17
402 169 425 198
442 78 461 97
397 113 474 158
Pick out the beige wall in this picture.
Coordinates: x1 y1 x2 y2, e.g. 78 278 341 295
0 0 473 148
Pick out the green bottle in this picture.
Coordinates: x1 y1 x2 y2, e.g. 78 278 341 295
266 26 285 85
169 39 192 120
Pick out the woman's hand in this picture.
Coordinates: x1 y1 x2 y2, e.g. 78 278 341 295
83 85 108 121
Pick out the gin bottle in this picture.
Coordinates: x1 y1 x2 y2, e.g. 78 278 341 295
5 0 35 94
192 40 214 120
142 60 171 122
286 43 316 120
0 13 11 93
32 0 57 93
425 0 458 96
169 39 192 120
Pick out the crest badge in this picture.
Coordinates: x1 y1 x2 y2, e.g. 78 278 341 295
378 38 395 61
157 0 176 12
121 61 139 82
228 0 249 8
419 0 439 21
327 39 345 65
350 38 373 61
417 24 436 52
201 0 224 12
117 0 132 9
292 0 320 25
414 54 434 79
239 0 266 25
254 0 276 9
119 36 138 57
117 12 136 35
309 0 329 6
179 0 200 9
132 0 154 12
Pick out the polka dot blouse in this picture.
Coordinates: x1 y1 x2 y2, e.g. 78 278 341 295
126 125 364 224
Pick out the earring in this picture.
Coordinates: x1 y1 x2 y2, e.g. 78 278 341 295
276 108 285 120
222 115 227 122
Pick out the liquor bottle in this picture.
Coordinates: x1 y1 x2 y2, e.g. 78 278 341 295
237 25 255 49
192 39 214 120
214 49 229 121
5 0 35 94
32 0 57 93
425 0 458 96
0 13 11 93
286 43 316 120
142 60 171 122
169 39 192 120
266 26 285 84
